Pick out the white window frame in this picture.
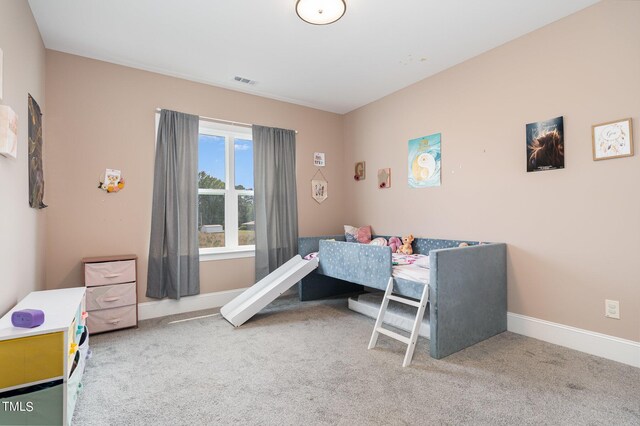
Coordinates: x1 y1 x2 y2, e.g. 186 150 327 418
198 120 255 261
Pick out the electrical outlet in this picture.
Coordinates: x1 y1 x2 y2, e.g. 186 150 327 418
605 299 620 319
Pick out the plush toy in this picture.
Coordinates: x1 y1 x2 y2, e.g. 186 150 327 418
388 236 402 253
397 234 414 255
458 242 469 247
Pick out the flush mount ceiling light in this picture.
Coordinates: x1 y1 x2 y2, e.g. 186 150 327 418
296 0 346 25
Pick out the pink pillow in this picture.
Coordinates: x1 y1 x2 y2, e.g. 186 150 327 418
344 225 372 244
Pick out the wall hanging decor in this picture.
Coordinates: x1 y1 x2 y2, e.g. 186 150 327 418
0 105 17 158
592 118 633 161
313 152 325 167
311 169 328 203
526 116 564 172
408 133 441 187
98 168 126 193
378 168 391 189
354 161 366 181
28 95 47 209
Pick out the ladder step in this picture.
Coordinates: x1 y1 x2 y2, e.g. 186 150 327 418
376 327 411 345
386 294 421 308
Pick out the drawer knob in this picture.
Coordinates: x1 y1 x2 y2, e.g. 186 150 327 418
108 319 121 325
103 273 122 278
103 297 121 302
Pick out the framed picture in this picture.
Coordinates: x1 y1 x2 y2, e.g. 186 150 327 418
311 179 327 203
592 118 633 161
408 133 441 187
354 161 365 181
526 116 564 172
378 168 390 189
313 152 325 167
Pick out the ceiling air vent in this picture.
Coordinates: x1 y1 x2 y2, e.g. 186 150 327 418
234 76 256 85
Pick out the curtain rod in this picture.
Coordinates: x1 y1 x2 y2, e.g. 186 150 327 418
155 108 297 133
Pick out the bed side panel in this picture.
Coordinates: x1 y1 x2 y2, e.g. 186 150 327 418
413 238 479 255
298 235 346 256
429 243 507 359
319 240 392 290
298 235 358 301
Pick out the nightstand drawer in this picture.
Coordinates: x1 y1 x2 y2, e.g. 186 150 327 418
87 305 136 334
86 282 136 311
85 260 136 286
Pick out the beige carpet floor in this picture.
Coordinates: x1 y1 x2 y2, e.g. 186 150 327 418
73 296 639 425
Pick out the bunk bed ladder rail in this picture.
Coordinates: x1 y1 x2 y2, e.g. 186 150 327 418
367 277 429 367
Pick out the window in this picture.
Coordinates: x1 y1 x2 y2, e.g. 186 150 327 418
198 120 254 260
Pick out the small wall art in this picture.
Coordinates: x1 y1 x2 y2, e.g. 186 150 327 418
408 133 441 187
526 116 564 172
312 179 327 203
313 152 325 167
378 168 390 189
99 168 126 193
592 118 633 161
311 169 327 203
354 161 365 181
0 105 17 158
28 95 47 209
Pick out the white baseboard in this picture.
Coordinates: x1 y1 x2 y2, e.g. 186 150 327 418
138 288 247 320
507 312 640 368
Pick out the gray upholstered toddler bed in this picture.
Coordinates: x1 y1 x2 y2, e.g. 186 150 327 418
298 235 507 359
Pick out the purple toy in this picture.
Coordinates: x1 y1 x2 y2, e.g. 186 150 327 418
11 309 45 328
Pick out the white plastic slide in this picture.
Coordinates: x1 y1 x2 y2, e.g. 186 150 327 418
220 255 319 327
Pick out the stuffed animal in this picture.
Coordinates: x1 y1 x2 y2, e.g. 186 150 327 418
397 234 414 255
388 236 402 253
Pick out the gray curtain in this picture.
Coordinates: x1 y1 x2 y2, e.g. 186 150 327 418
253 125 299 281
147 110 200 299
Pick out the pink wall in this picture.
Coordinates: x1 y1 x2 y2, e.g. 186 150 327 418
43 2 638 342
0 1 46 315
343 2 639 341
44 51 346 302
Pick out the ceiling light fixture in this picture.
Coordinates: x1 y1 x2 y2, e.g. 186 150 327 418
296 0 346 25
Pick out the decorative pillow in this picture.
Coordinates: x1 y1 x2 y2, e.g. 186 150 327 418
388 236 402 253
344 225 372 244
414 255 430 269
369 237 387 246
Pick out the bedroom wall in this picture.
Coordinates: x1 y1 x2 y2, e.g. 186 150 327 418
44 51 345 302
343 1 640 342
0 1 47 315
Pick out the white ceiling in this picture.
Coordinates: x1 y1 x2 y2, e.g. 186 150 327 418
28 0 599 114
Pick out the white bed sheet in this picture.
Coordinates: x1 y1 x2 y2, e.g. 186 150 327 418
392 253 430 285
392 264 430 284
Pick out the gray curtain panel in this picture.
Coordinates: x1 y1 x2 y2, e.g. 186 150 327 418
147 110 200 299
253 125 299 281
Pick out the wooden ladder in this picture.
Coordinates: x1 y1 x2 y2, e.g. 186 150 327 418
367 277 429 367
